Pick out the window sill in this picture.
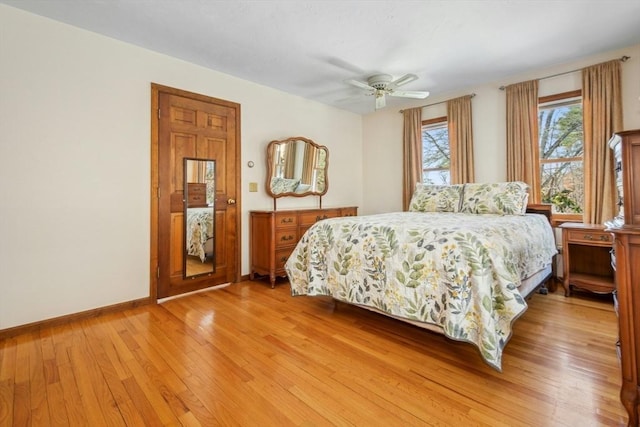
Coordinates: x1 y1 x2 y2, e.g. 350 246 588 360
551 214 582 228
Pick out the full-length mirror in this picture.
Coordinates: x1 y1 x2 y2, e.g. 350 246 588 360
266 137 328 198
184 158 215 278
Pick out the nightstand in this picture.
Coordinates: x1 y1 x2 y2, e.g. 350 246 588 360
559 222 615 297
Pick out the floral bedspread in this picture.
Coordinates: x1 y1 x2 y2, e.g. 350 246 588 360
186 208 214 262
285 212 557 371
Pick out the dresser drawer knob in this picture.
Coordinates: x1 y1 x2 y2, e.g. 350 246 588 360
280 235 293 241
281 218 293 223
584 234 593 240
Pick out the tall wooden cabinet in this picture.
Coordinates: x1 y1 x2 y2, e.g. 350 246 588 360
250 207 357 287
606 129 640 426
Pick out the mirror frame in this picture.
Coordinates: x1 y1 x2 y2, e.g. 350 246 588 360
265 136 329 198
183 157 216 279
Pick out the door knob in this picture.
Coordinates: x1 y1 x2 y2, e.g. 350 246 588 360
227 198 236 205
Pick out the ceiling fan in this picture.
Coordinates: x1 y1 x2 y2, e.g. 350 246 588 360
344 73 429 110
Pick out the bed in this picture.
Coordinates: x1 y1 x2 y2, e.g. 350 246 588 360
186 207 214 262
284 182 558 371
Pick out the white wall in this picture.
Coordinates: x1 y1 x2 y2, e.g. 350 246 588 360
0 5 363 329
2 3 639 331
361 44 640 215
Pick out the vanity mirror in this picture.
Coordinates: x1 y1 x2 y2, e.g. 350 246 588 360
266 137 328 199
183 158 216 278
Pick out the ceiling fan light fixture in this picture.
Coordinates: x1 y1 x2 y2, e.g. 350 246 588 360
343 71 428 110
367 74 393 89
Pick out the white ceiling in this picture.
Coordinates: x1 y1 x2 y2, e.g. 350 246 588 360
3 0 640 114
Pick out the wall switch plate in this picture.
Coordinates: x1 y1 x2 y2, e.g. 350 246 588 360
249 182 258 192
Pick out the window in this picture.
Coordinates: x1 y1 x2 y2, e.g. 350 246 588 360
421 117 450 184
538 90 583 215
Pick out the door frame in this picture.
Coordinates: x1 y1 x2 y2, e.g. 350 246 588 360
150 83 242 300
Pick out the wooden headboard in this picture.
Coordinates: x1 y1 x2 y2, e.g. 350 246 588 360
526 203 552 223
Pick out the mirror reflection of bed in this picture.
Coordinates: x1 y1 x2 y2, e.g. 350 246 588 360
184 158 215 278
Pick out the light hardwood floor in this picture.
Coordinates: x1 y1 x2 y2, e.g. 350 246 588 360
0 280 627 426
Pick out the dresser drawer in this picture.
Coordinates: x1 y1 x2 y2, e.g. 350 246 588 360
275 212 298 228
275 248 293 270
299 209 340 226
187 193 207 206
566 229 612 246
341 207 358 217
188 182 206 195
275 229 298 247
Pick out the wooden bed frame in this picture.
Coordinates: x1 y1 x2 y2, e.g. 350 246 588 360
335 203 557 363
289 202 558 371
524 203 556 294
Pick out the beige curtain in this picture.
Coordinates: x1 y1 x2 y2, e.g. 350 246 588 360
402 107 423 211
447 95 475 184
301 143 314 184
582 59 622 224
283 144 296 178
506 80 541 203
185 160 205 183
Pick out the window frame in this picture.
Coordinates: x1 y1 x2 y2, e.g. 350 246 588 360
538 89 583 224
421 116 450 185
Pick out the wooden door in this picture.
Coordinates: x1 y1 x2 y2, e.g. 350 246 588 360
151 84 240 299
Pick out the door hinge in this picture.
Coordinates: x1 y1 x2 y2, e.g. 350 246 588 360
157 266 160 279
158 108 161 119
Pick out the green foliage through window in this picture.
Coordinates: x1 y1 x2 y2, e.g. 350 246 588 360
538 97 584 214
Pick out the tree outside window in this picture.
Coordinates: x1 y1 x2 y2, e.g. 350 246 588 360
538 91 583 214
422 118 450 185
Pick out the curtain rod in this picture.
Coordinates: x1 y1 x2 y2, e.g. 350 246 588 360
398 93 475 113
498 55 630 90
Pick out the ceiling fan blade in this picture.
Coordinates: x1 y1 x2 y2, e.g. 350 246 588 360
388 73 418 89
375 94 386 109
344 78 375 90
389 90 430 99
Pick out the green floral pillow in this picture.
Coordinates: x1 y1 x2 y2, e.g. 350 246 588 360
409 184 464 212
460 181 529 215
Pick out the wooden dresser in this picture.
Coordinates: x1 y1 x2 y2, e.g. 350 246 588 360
250 206 358 287
606 129 640 426
186 183 208 207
